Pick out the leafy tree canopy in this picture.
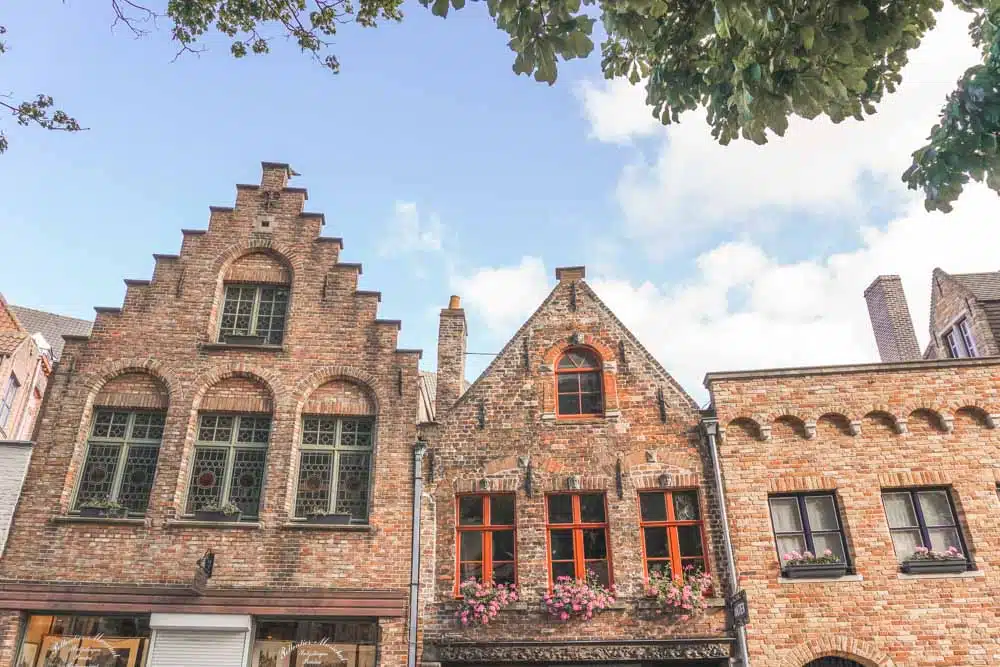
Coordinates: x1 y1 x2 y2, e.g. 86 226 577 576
3 0 998 212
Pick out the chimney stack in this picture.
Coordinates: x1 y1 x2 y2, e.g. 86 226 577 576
436 295 467 417
864 275 921 362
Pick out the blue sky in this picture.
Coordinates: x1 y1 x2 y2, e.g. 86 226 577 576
3 1 1000 400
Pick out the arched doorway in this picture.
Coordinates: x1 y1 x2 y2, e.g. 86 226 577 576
806 659 867 667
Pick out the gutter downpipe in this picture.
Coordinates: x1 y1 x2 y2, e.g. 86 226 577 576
702 415 751 667
407 440 427 667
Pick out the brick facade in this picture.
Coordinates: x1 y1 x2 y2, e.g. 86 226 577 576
0 163 421 666
417 268 734 666
707 359 1000 666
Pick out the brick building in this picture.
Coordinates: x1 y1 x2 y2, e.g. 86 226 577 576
416 267 736 667
706 279 1000 665
0 296 55 559
866 270 1000 361
0 163 423 667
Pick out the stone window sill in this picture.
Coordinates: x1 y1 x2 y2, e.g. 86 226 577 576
51 515 147 526
779 574 864 584
542 415 617 425
897 569 983 581
634 596 725 609
200 343 285 352
165 519 261 529
279 522 374 532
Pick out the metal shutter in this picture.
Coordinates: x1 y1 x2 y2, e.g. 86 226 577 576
149 630 248 667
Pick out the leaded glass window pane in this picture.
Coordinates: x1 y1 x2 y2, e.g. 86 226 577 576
295 416 375 522
230 448 267 517
75 409 166 515
188 414 271 519
295 451 333 516
219 284 289 344
186 447 228 513
117 445 160 513
76 444 121 506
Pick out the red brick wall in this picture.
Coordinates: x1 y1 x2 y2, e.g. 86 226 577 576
0 163 421 667
708 360 1000 666
417 276 731 658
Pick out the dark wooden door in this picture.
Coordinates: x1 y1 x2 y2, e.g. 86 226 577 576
805 659 866 667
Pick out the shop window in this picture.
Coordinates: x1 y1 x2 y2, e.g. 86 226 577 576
639 490 708 579
546 492 612 587
768 493 849 564
16 613 151 667
252 619 377 667
555 348 603 416
218 284 289 345
456 494 516 588
882 488 970 564
74 409 166 515
294 417 375 523
185 413 271 519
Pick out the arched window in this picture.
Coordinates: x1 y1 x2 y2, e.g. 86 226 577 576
556 348 603 417
218 251 291 346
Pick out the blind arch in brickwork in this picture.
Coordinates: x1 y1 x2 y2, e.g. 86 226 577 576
780 636 894 667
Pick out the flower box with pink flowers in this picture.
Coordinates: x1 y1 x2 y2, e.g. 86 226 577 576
901 546 968 575
643 566 714 620
780 549 847 579
455 579 519 627
542 575 616 622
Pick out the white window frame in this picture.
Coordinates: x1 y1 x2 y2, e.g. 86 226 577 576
0 373 20 434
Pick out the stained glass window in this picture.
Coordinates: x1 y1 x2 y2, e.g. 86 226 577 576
185 413 271 519
74 409 166 515
218 284 289 345
295 417 375 523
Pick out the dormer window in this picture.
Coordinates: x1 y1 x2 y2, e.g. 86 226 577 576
943 318 977 358
218 284 289 345
556 348 603 416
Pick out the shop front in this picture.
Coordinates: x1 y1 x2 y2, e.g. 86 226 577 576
12 612 381 667
2 583 403 667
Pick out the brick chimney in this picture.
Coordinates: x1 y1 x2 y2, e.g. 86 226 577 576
864 275 921 362
436 295 467 417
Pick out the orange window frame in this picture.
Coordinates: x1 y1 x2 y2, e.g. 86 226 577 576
455 494 516 593
544 493 613 588
638 489 709 581
555 348 603 418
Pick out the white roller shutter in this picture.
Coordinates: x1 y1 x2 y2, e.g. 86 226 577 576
149 630 248 667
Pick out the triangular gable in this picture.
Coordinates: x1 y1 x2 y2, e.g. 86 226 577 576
0 293 25 334
450 276 699 414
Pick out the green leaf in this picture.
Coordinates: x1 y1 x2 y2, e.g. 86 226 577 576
431 0 450 17
801 26 815 51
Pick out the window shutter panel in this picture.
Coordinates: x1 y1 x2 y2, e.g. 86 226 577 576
149 630 248 667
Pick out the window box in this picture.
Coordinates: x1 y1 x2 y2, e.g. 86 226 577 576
901 559 967 575
782 562 848 579
194 509 242 522
305 512 352 525
79 505 128 519
223 334 267 346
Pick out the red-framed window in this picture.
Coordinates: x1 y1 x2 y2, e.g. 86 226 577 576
456 494 516 589
556 348 603 417
546 493 612 587
638 489 708 579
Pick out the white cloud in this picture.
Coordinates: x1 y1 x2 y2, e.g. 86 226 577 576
450 256 551 335
379 201 444 257
587 184 1000 403
577 6 983 252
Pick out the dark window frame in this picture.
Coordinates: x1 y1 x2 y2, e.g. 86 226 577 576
218 283 290 345
554 347 604 418
768 492 852 570
881 486 972 567
455 493 517 593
